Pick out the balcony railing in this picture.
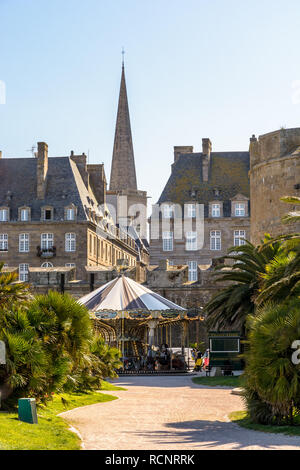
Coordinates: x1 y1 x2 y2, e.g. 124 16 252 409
37 246 56 258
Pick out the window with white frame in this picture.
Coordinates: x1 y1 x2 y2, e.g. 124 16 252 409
212 204 221 218
66 207 75 221
41 233 54 250
0 209 9 222
19 264 29 282
162 231 173 251
163 204 174 219
186 231 197 251
234 230 246 247
187 204 196 218
20 208 29 221
19 233 29 253
66 263 76 268
188 261 198 282
210 231 221 251
65 233 76 252
235 203 246 217
41 262 53 268
0 234 8 251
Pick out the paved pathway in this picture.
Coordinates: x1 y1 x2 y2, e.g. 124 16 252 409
61 376 300 450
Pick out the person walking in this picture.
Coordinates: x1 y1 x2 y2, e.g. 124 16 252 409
194 351 203 372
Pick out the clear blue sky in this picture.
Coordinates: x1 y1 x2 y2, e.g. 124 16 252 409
1 0 300 203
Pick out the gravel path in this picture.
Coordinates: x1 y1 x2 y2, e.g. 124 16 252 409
61 376 300 450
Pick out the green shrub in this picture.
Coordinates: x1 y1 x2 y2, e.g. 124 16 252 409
0 291 122 405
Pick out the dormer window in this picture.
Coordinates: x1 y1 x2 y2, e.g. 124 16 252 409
163 204 174 219
187 204 196 218
45 210 52 220
212 204 221 218
231 195 249 217
65 205 76 221
19 207 30 222
210 201 223 218
235 203 246 217
67 208 75 220
0 208 9 222
21 209 29 221
42 207 53 221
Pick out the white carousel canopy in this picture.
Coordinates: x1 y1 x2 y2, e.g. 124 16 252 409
78 275 185 313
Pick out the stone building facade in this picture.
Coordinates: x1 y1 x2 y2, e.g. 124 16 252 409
0 142 148 282
149 139 251 281
249 127 300 244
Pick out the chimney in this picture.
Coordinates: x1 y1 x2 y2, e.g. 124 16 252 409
37 142 48 200
173 146 193 163
70 151 89 188
87 164 107 205
202 138 212 182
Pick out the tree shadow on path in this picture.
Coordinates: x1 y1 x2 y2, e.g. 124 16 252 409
130 419 300 450
112 376 234 390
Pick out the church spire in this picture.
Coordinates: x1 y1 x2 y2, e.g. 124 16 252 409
109 60 137 191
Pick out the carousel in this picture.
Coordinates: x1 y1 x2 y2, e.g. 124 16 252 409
79 275 201 374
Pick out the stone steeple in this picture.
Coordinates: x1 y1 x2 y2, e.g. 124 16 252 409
109 63 137 191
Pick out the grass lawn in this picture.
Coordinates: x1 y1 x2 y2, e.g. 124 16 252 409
99 380 126 391
229 411 300 437
0 381 124 450
193 376 242 387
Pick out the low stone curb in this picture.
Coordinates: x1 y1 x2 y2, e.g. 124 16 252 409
231 387 244 396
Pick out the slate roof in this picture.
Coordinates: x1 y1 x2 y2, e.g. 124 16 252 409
158 151 250 217
0 156 101 222
0 155 147 254
126 225 149 257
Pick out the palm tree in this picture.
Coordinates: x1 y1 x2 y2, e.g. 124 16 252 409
256 244 300 305
255 198 300 306
205 236 281 331
0 306 49 403
72 334 122 392
0 263 30 309
243 298 300 425
281 196 300 224
90 334 122 379
0 290 122 404
27 291 93 393
27 291 122 394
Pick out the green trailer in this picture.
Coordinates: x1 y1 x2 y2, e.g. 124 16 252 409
209 331 243 371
